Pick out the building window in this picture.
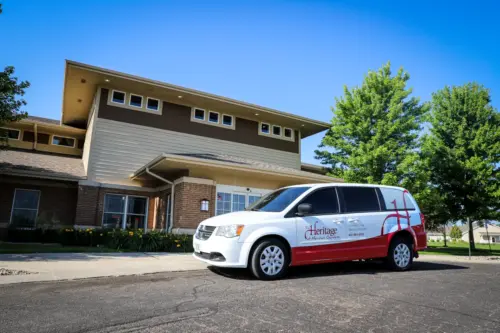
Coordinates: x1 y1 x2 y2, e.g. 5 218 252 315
193 108 206 121
165 194 172 229
216 192 232 215
232 194 246 212
129 94 143 108
10 189 40 228
102 194 148 230
284 128 293 139
222 115 233 127
272 125 282 136
260 123 270 134
216 188 268 215
111 90 126 104
146 97 160 111
208 111 219 124
0 128 21 140
52 135 76 147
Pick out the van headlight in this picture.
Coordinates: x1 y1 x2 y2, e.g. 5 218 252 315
215 225 245 238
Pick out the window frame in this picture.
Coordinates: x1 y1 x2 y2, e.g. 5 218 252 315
0 127 21 140
222 114 234 127
111 89 126 104
215 186 270 215
51 135 76 148
208 111 220 124
146 97 160 112
260 122 271 135
338 186 382 214
10 188 41 229
128 93 144 109
191 107 207 122
272 125 282 137
283 127 294 140
102 193 149 231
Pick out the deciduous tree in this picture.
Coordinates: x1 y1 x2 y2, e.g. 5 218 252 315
424 83 500 250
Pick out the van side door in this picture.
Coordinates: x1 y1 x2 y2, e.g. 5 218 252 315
337 186 387 259
292 187 348 264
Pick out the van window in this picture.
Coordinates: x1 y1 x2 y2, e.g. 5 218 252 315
248 187 310 212
301 188 339 215
341 187 380 213
380 188 415 210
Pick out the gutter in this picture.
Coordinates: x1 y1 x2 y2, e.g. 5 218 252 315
145 167 175 233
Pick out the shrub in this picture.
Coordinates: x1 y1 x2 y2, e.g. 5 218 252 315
6 227 193 252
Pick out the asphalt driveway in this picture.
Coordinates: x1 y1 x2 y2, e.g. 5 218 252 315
0 259 499 333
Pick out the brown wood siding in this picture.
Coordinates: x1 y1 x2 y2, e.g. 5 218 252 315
98 88 299 154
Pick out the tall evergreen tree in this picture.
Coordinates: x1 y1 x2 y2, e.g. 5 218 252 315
424 83 500 250
315 62 429 186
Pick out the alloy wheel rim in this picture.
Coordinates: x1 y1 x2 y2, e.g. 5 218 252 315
260 245 285 276
394 243 411 268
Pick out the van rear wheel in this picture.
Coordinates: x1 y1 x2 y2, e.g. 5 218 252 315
387 236 413 271
250 238 289 280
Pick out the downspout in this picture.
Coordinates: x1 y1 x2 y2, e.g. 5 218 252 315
145 168 175 233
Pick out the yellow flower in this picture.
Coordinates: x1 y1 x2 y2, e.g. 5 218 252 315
174 240 179 243
89 231 92 234
129 231 134 236
176 244 181 248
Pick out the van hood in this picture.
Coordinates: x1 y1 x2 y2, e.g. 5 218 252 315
199 211 282 227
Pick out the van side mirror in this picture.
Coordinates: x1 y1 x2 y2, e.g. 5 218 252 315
296 203 312 216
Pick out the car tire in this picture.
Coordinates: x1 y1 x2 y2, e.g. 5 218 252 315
250 238 289 280
386 236 413 271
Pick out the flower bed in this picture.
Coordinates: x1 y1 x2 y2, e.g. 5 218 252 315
6 227 193 252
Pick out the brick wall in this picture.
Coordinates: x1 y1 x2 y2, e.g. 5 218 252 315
173 182 215 229
74 185 100 226
0 178 78 230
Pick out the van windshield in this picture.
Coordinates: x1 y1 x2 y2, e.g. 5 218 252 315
247 187 311 212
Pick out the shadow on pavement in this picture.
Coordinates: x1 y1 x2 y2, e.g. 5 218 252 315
0 252 188 262
208 260 469 280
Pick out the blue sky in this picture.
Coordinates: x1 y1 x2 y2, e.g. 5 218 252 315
1 0 499 164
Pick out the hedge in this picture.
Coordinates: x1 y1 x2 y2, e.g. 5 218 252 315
6 227 193 252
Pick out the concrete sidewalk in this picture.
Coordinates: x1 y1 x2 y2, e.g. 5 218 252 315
0 252 207 284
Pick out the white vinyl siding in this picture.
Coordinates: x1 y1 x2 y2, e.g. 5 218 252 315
88 118 300 185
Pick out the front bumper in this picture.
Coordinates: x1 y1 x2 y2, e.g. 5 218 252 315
192 233 252 268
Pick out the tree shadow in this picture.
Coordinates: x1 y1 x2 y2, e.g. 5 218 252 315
208 260 469 281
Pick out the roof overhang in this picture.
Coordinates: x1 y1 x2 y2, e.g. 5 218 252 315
132 154 341 186
62 60 331 136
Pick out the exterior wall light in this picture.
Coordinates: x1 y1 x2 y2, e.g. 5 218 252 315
200 199 210 212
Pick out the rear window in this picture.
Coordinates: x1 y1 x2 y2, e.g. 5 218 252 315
380 188 415 210
340 187 380 213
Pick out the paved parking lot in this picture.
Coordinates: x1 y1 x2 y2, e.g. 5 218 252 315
0 259 499 332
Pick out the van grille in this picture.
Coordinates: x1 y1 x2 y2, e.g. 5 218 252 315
196 225 216 240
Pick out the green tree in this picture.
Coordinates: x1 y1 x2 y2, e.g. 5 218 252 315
450 225 462 240
315 62 429 187
0 3 30 147
424 83 500 250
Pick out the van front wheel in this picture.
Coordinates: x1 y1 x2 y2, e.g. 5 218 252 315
387 236 413 271
250 238 289 280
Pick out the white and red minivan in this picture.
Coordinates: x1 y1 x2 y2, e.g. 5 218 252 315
193 183 427 280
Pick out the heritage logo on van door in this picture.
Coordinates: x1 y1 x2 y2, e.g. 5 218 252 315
304 221 339 240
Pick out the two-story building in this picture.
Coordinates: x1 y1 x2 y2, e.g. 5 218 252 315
0 60 340 238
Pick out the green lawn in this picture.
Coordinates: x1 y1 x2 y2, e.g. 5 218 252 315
0 242 124 254
422 241 500 256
